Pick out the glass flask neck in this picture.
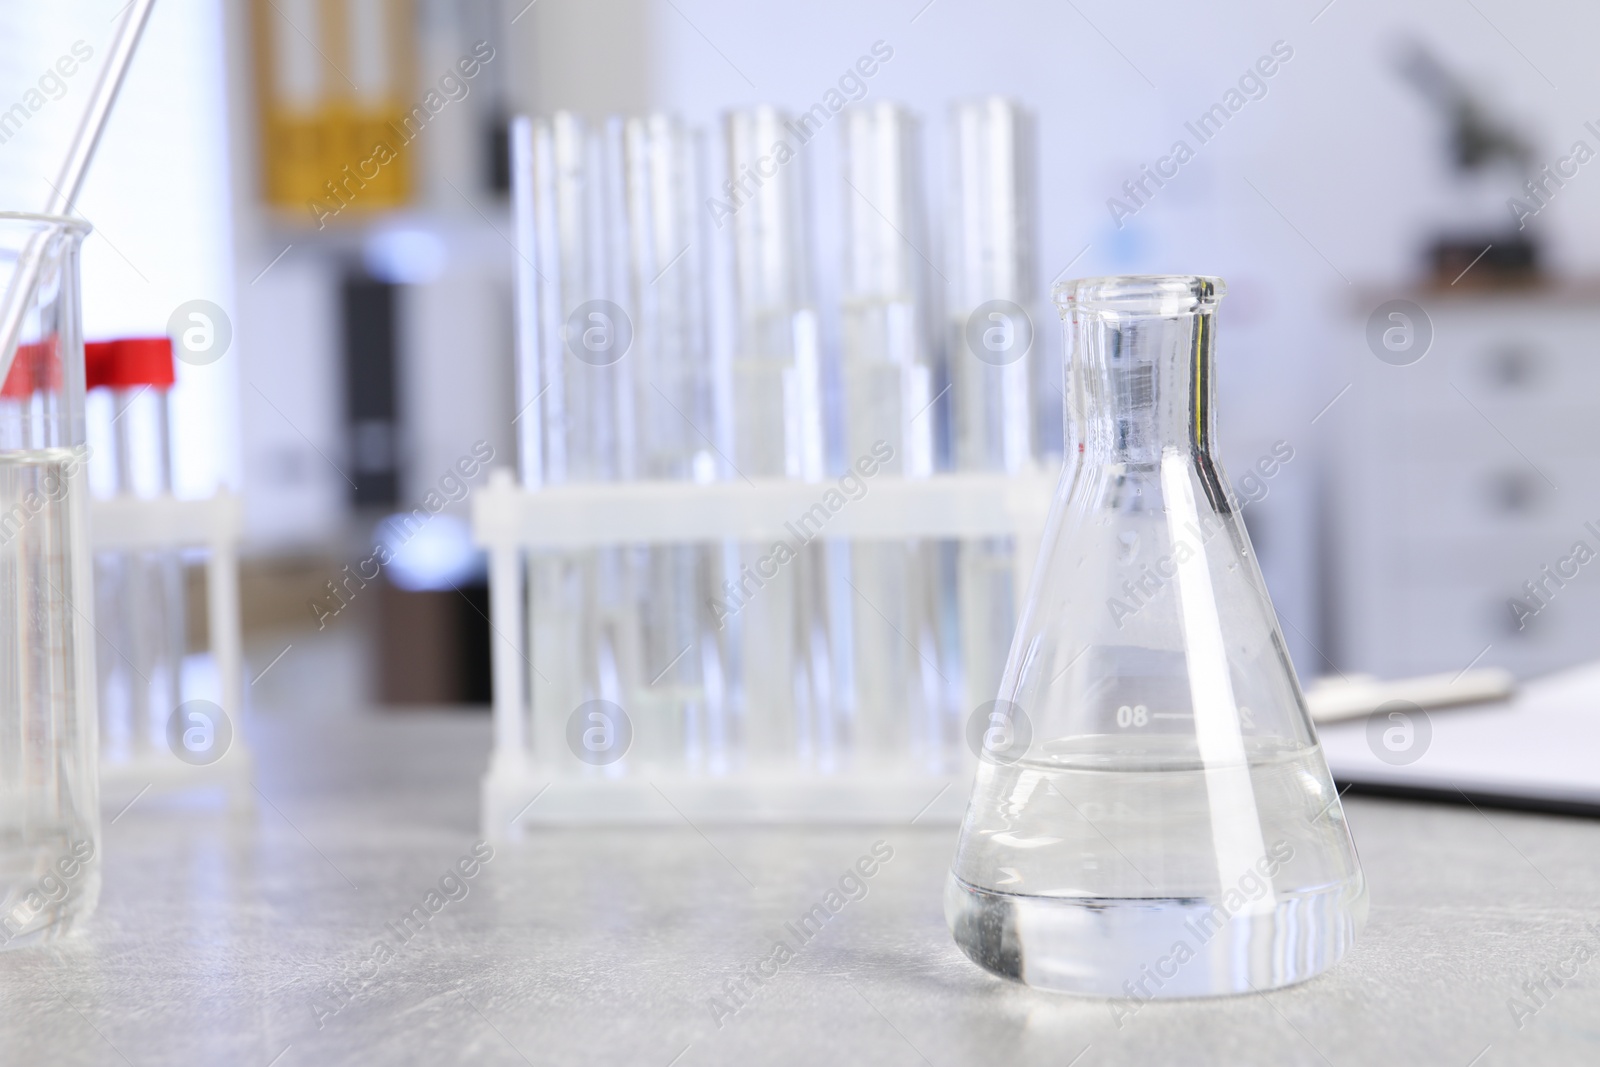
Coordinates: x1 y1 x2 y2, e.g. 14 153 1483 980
1059 275 1223 466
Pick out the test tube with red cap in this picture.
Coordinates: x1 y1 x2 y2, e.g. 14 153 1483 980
87 336 184 761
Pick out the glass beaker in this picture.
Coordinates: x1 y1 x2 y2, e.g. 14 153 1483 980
946 275 1364 997
0 213 101 948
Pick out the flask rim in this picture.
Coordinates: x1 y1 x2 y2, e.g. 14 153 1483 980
1054 274 1225 315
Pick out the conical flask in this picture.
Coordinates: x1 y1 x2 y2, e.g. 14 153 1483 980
947 275 1365 997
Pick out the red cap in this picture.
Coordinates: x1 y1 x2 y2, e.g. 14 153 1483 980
86 336 176 391
1 340 60 400
85 341 117 391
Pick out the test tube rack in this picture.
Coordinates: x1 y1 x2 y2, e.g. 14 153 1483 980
474 465 1058 836
90 492 252 808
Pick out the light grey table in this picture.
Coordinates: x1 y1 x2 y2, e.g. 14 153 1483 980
4 708 1598 1066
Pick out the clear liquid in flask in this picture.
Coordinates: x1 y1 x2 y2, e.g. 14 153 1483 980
947 734 1364 996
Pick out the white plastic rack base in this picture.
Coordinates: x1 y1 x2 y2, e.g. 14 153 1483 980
473 466 1059 836
90 493 252 809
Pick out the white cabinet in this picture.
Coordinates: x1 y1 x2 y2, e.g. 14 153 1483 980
1330 288 1600 679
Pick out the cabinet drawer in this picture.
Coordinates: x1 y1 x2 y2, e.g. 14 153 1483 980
1386 533 1593 589
1360 584 1600 678
1351 303 1600 416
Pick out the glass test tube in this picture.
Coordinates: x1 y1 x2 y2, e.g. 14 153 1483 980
88 339 184 765
620 115 727 771
723 107 835 767
838 103 944 765
516 113 640 769
946 98 1038 727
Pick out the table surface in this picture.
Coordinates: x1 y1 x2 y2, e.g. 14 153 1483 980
4 705 1599 1067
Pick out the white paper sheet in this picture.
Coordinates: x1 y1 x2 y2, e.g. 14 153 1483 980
1318 661 1600 812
